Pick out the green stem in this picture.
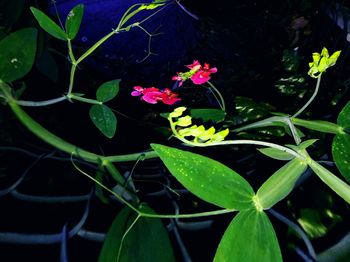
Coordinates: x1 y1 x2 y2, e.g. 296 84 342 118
67 93 102 105
117 214 141 261
139 208 236 219
169 118 301 159
8 102 159 163
74 155 237 219
293 74 322 118
15 96 67 107
67 63 77 95
76 31 116 65
116 4 142 29
67 39 76 64
207 81 226 111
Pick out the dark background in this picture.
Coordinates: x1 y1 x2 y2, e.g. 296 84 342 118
1 0 350 261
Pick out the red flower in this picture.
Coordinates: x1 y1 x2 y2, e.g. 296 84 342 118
131 86 181 105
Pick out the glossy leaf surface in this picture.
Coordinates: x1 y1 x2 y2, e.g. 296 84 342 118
65 4 84 40
257 158 307 209
0 28 37 82
89 105 117 138
151 144 254 210
98 206 175 262
214 210 282 262
30 7 67 40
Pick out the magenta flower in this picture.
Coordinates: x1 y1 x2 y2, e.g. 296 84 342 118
172 60 217 86
190 63 218 84
131 86 181 105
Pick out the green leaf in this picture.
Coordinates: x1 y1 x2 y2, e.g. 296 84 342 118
258 148 295 161
98 205 175 262
89 105 117 138
65 4 84 40
309 160 350 205
30 7 67 41
36 49 58 82
0 28 37 82
96 79 120 102
292 118 343 134
286 139 319 152
214 210 282 262
332 101 350 182
235 96 275 122
190 108 226 123
297 209 328 239
0 0 25 29
337 101 350 128
256 158 307 209
332 134 350 182
151 144 254 210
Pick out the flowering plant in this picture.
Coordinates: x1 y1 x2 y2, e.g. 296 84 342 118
0 1 350 261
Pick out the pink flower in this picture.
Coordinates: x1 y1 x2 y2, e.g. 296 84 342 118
186 60 202 71
131 86 181 105
172 60 217 86
190 63 217 84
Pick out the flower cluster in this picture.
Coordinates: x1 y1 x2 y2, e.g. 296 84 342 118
169 107 229 144
172 60 217 86
131 86 181 105
308 47 341 78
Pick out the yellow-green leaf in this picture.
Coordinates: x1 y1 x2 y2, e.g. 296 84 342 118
151 144 254 210
256 158 307 209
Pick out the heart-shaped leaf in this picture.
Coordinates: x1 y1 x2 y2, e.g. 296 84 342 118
89 105 117 138
214 210 282 262
0 28 37 82
96 79 120 102
151 144 255 210
65 4 84 40
30 7 67 41
98 205 175 262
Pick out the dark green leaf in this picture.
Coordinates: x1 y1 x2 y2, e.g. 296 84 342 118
30 7 67 41
151 144 254 210
332 134 350 182
0 28 37 82
258 148 295 161
65 4 84 40
0 0 25 29
98 205 175 262
297 209 328 239
190 108 226 123
337 100 350 128
36 49 58 82
214 210 282 262
96 79 120 102
256 158 307 209
332 101 350 182
89 105 117 138
235 96 275 123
